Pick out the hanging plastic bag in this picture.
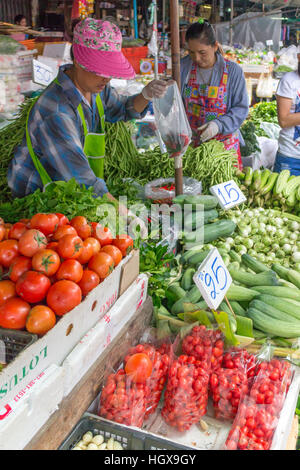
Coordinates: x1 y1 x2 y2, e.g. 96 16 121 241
144 176 202 204
256 73 274 99
152 81 192 158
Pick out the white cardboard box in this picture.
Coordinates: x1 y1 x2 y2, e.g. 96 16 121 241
0 364 64 450
62 274 148 397
0 251 139 404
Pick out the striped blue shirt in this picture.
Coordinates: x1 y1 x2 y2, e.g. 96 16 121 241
8 65 148 198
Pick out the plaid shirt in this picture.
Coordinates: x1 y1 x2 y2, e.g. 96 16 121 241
8 65 148 198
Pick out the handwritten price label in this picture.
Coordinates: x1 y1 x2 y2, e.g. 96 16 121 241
32 59 53 87
266 39 274 46
193 248 232 310
210 180 246 210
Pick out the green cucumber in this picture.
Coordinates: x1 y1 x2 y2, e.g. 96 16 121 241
228 268 279 287
230 301 246 317
251 285 300 301
226 284 259 302
182 219 236 245
250 299 298 324
185 285 202 303
256 294 300 321
184 195 219 210
181 267 196 291
188 250 210 266
184 209 219 230
165 284 186 305
171 298 207 315
241 254 269 273
247 307 300 339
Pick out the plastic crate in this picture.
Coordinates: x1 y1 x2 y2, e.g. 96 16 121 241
59 413 192 450
59 414 145 450
0 329 38 366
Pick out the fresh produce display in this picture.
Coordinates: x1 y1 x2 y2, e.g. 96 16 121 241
237 167 300 215
247 101 278 137
0 212 132 335
225 358 292 450
72 431 124 450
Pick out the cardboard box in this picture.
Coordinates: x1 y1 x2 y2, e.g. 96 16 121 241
0 364 64 450
62 273 148 397
0 251 139 404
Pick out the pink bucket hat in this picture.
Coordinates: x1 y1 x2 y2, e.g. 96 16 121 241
73 18 135 79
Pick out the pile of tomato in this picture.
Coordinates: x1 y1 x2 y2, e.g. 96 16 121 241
99 342 169 426
0 213 134 336
225 359 292 450
181 325 224 371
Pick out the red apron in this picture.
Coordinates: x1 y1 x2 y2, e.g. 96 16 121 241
184 59 242 170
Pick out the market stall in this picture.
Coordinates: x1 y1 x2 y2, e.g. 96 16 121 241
0 0 300 454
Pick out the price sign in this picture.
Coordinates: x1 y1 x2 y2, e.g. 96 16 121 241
193 248 232 310
210 180 246 210
266 39 273 46
279 41 283 48
32 59 53 87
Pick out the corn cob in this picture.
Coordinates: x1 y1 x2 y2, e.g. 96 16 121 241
273 170 290 196
282 175 300 198
261 172 278 195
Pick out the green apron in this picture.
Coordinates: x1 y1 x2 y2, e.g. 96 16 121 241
25 79 106 187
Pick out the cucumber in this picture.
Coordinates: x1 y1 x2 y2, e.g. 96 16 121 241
181 267 196 291
185 285 202 303
229 250 242 264
241 254 269 273
250 299 298 324
184 195 219 210
165 284 186 305
228 268 279 287
247 307 300 339
226 284 259 302
180 246 205 264
182 219 236 245
230 301 246 317
287 269 300 289
271 264 290 281
184 209 219 230
188 250 210 266
252 285 300 301
256 294 300 321
172 194 187 206
171 298 207 315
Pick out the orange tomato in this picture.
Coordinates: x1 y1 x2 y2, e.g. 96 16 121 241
88 252 114 280
26 305 56 336
52 225 77 241
30 213 59 236
57 234 83 260
85 237 101 255
18 229 47 258
0 280 16 306
8 222 28 240
0 297 31 329
70 216 92 240
125 353 153 383
93 225 113 246
46 280 82 316
56 259 83 283
32 249 61 276
0 239 19 267
100 245 122 266
76 238 95 264
112 235 133 258
9 256 32 283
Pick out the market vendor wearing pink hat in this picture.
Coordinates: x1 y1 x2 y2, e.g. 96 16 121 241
8 18 170 202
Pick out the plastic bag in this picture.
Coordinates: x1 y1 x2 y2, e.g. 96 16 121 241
0 36 25 55
144 177 202 204
152 81 192 158
224 357 292 450
161 325 212 431
256 73 274 99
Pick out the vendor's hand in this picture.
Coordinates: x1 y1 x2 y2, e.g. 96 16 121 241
128 210 148 240
197 121 219 142
142 79 173 100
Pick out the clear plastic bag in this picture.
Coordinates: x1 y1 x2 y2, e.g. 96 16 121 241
152 81 192 158
256 73 274 99
144 177 202 204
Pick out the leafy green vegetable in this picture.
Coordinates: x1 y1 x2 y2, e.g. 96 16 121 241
240 121 260 157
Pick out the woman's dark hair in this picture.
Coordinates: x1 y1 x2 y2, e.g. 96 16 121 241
14 14 26 24
186 20 224 55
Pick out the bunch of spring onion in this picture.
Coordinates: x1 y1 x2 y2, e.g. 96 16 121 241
213 207 300 270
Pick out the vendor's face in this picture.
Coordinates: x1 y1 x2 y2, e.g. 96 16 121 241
74 61 111 94
19 18 27 27
187 39 218 68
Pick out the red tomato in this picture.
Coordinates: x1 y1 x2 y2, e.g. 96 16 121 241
0 224 5 243
57 234 83 260
18 229 47 258
55 213 69 227
0 297 30 329
112 235 133 257
19 218 31 227
88 252 114 280
16 270 51 303
56 259 83 283
70 216 92 240
31 249 61 276
85 237 101 255
30 213 59 236
76 238 95 265
100 245 122 267
78 269 100 296
93 224 113 247
9 256 32 283
46 241 59 252
0 280 16 306
52 225 77 241
125 353 153 383
46 280 82 316
0 239 19 267
8 222 27 240
26 305 56 336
